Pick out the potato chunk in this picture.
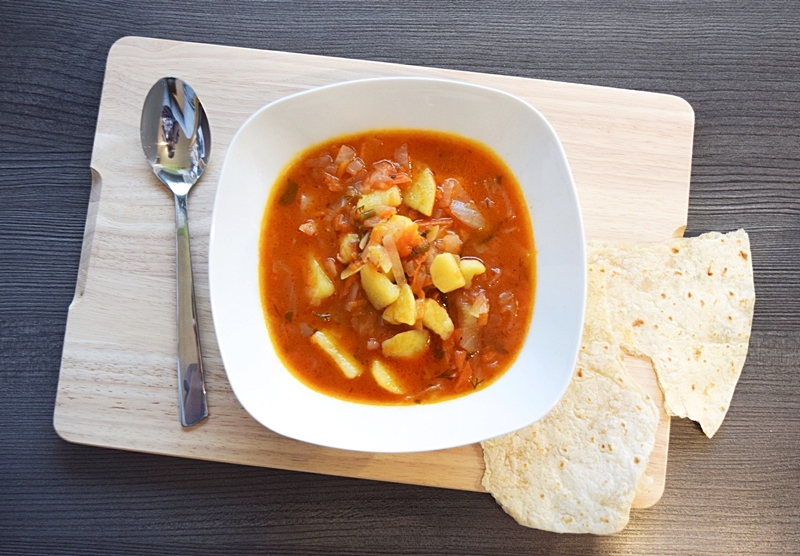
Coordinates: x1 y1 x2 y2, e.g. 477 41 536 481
382 330 430 358
431 252 466 293
310 330 363 379
370 360 404 394
459 258 486 288
357 186 402 212
404 167 436 216
307 257 335 304
361 263 400 310
373 214 417 241
421 298 454 339
383 283 417 326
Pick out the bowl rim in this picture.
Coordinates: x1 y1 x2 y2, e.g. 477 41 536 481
208 76 586 453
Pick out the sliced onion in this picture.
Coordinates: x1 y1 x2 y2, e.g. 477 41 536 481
438 231 463 255
304 153 333 168
323 258 338 279
456 294 481 353
324 194 350 222
363 170 391 191
346 281 360 304
345 157 365 176
498 291 518 316
366 245 393 274
340 260 365 280
449 199 486 230
441 178 457 207
469 291 490 319
334 144 356 165
298 220 317 236
394 143 409 171
382 233 407 286
486 267 502 287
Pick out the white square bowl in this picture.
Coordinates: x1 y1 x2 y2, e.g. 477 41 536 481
209 77 585 453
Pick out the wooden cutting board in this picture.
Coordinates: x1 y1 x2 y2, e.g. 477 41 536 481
55 36 694 509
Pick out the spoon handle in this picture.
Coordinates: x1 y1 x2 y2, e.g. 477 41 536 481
174 193 208 427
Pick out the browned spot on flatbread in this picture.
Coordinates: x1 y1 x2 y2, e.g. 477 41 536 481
739 250 748 261
671 247 680 254
632 319 644 327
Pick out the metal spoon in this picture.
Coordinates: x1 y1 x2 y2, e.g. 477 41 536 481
141 77 210 427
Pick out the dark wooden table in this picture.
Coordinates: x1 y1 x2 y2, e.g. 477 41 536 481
2 2 798 554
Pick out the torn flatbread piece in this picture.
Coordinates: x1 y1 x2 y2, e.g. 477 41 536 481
481 262 659 534
482 341 659 534
588 229 755 437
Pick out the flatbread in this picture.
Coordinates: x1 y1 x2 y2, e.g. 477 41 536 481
482 266 660 534
481 341 659 534
481 229 754 533
588 229 755 437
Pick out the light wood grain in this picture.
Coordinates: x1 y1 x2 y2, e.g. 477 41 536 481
54 36 692 507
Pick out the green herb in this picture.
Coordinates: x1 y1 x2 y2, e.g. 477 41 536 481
358 207 376 220
313 312 331 321
284 311 294 322
410 241 430 258
279 178 299 206
470 377 484 389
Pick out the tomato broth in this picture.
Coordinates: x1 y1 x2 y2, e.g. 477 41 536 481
260 130 535 405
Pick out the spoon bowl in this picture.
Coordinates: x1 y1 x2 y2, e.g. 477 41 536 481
141 77 210 427
141 77 211 195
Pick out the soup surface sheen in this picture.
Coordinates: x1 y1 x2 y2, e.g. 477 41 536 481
260 129 535 405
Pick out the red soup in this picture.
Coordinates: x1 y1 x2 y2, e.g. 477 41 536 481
260 129 535 405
